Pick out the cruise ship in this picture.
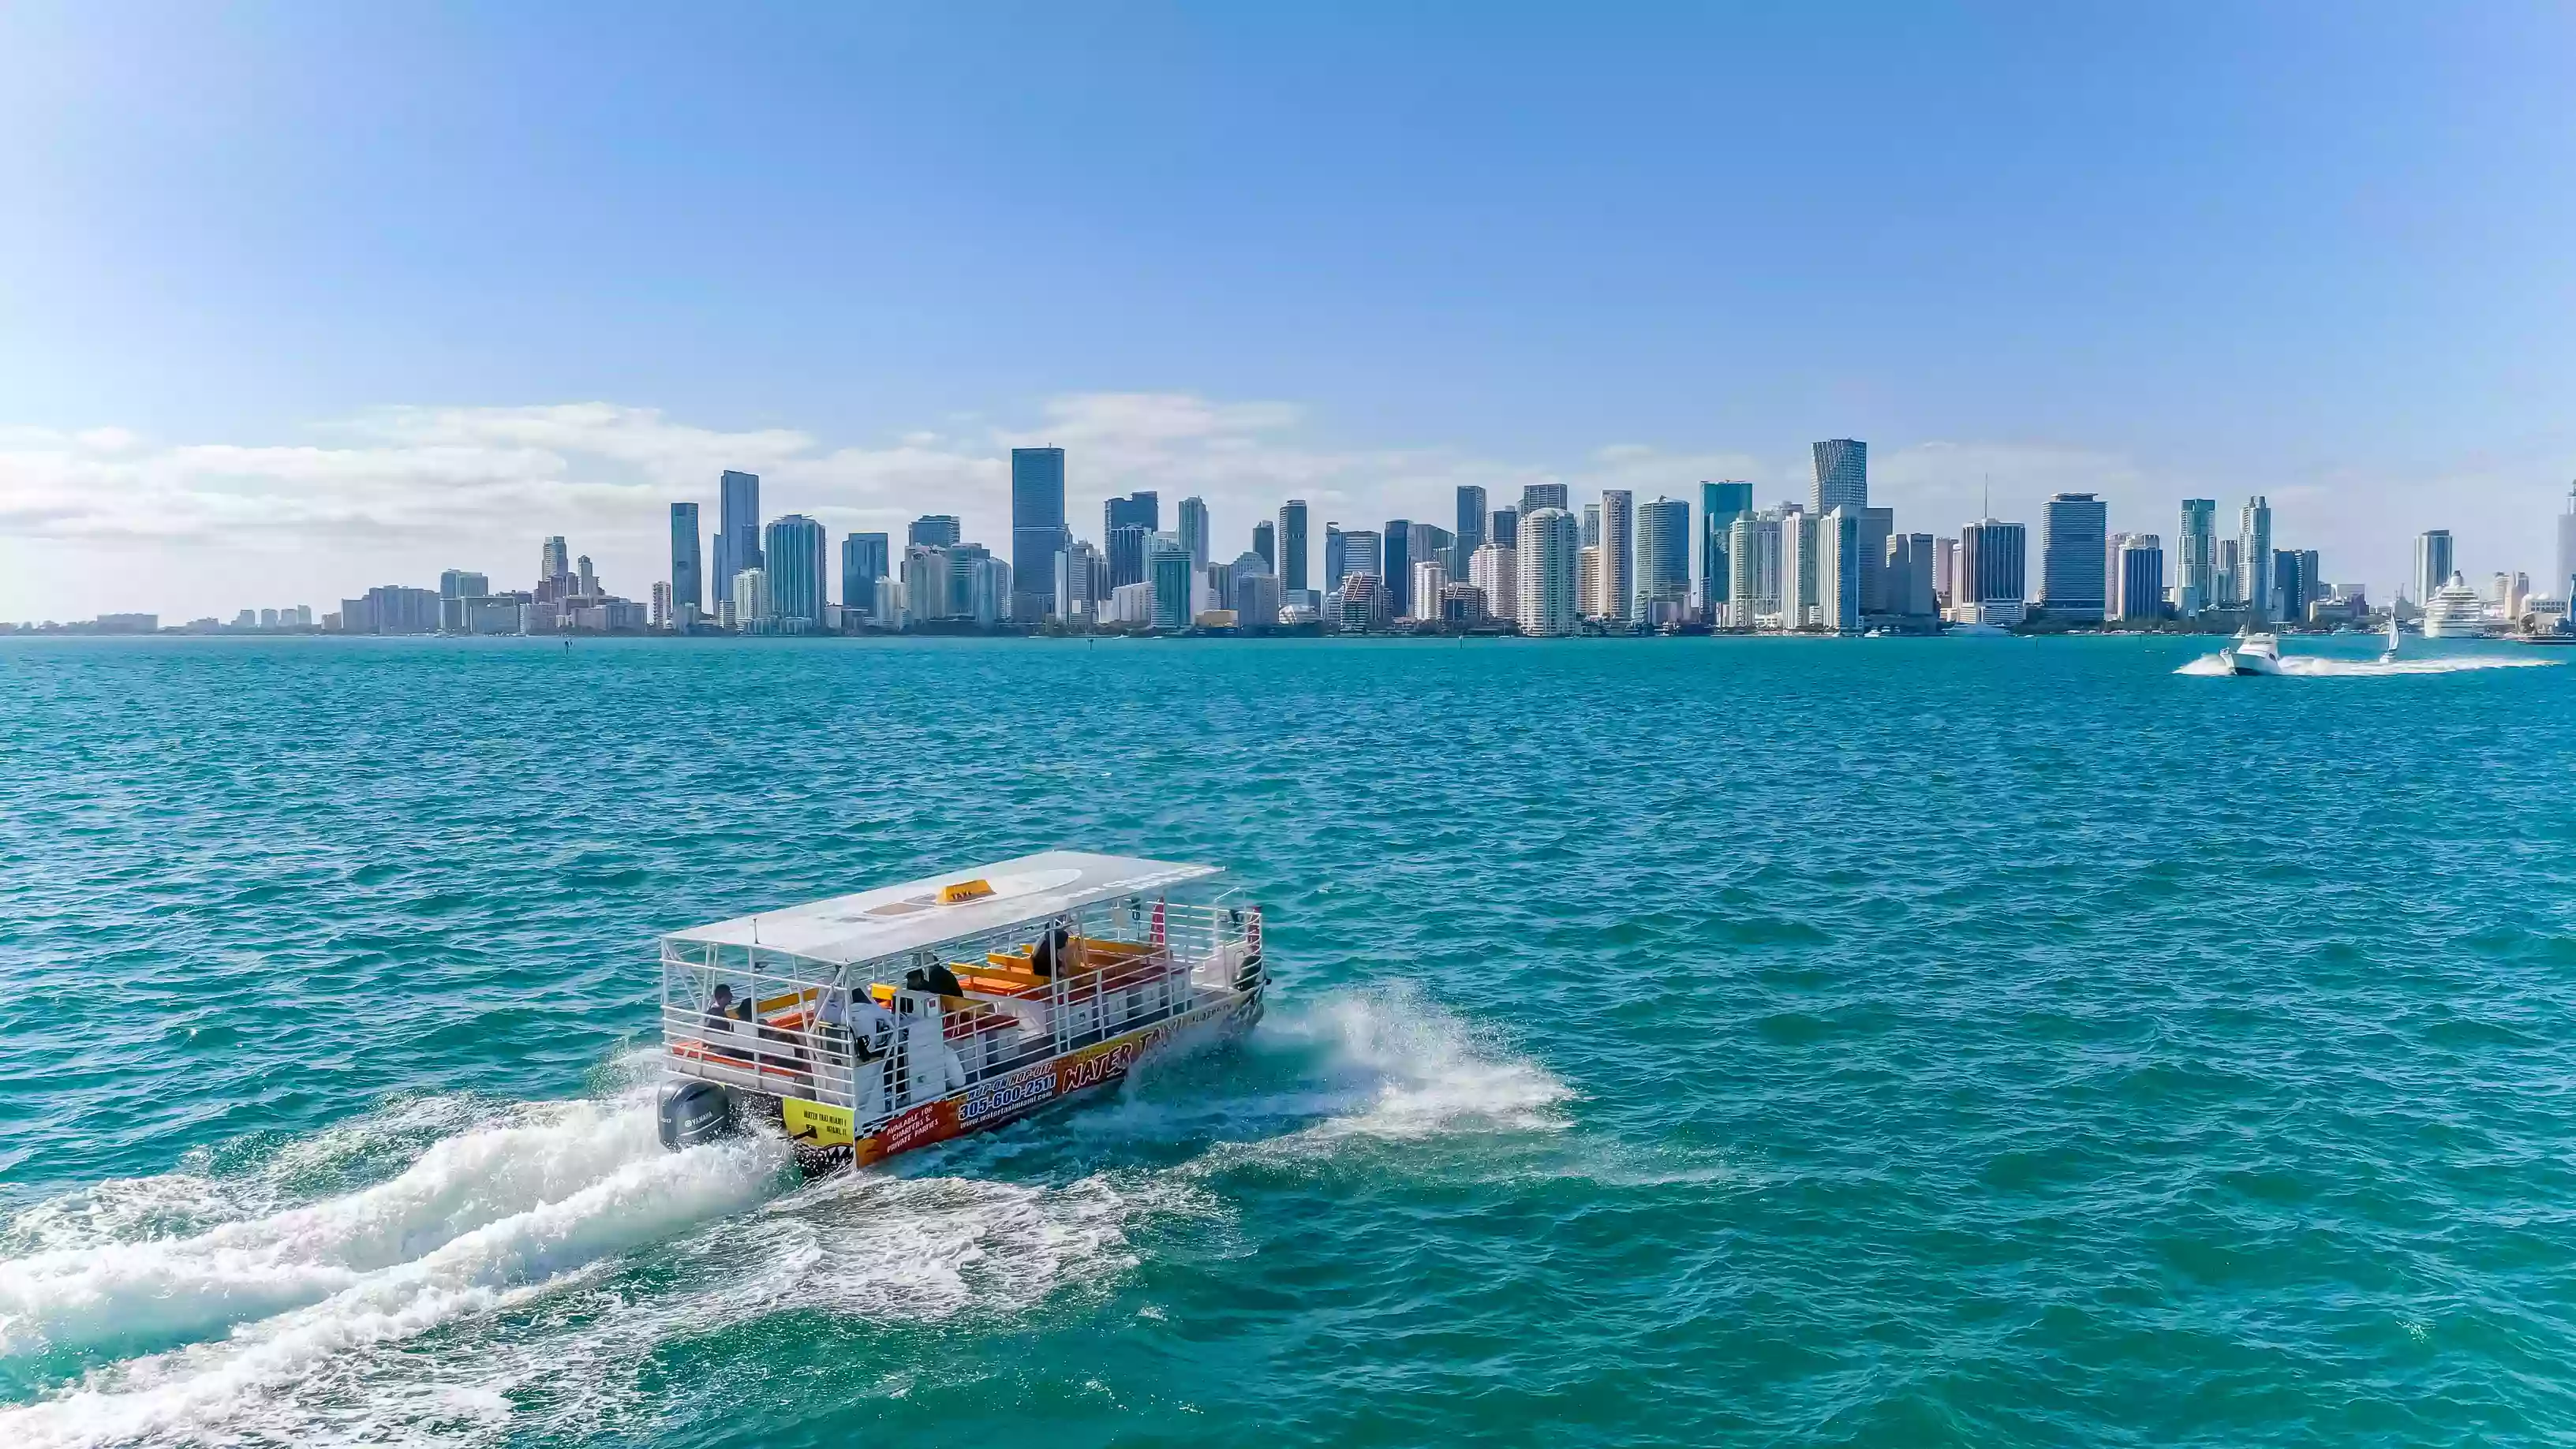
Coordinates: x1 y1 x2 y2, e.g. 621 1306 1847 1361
2420 571 2494 639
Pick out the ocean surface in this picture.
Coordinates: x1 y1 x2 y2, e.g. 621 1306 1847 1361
4 633 2574 1447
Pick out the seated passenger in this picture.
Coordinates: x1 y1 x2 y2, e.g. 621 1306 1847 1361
903 962 966 997
1030 920 1071 980
704 985 751 1059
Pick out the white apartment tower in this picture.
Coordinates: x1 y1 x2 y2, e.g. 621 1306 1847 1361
1518 508 1580 636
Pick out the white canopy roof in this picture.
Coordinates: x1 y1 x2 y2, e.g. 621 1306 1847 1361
663 850 1222 967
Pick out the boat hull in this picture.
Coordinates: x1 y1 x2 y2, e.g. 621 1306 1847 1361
752 988 1264 1178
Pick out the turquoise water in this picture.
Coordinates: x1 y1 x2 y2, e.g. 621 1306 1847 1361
4 633 2574 1447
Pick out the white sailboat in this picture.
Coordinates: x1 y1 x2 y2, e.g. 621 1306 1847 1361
2379 613 2401 664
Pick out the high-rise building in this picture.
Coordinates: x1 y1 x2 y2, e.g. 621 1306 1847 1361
1888 533 1938 618
1251 520 1277 575
2118 536 2166 623
1778 509 1817 627
2178 499 2216 616
1105 493 1158 588
1596 491 1635 626
1232 566 1282 629
1338 528 1381 585
763 514 828 629
540 536 570 583
1932 535 1958 608
1383 519 1413 618
1957 518 2028 624
1277 500 1309 593
1454 486 1488 577
1812 439 1867 513
1520 483 1569 515
2239 496 2274 623
2217 538 2244 607
1699 482 1754 618
1580 503 1600 549
1636 495 1690 622
1816 508 1863 633
1105 491 1159 537
2559 486 2576 600
1578 545 1599 618
901 546 950 624
1856 506 1894 614
1411 561 1447 624
669 503 702 615
439 569 489 599
842 532 890 618
1408 523 1454 592
1177 496 1210 571
2039 493 2110 619
2413 529 2454 606
730 566 769 633
1150 537 1195 629
2105 532 2137 618
1010 447 1067 621
1518 508 1580 637
1490 507 1519 554
1728 511 1782 625
713 470 761 607
1470 541 1518 622
1055 539 1105 618
909 514 962 549
1324 524 1347 590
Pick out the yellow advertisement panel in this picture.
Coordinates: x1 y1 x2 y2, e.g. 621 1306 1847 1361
782 1096 854 1148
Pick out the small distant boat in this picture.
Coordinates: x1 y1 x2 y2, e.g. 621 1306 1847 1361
2378 614 2401 664
2219 630 2282 675
1945 622 2010 637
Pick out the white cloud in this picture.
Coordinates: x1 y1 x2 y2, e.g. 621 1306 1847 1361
0 395 2564 621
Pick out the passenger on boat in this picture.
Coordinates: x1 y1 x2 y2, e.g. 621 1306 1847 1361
819 985 897 1120
903 962 966 997
1030 919 1071 980
704 985 752 1060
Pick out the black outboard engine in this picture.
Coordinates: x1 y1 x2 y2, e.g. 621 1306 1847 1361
657 1080 737 1150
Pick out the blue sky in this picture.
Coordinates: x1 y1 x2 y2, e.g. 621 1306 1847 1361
3 2 2571 618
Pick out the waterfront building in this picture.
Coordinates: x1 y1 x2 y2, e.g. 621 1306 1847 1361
1598 491 1635 627
1518 508 1580 637
1578 546 1599 618
730 567 769 633
1778 508 1818 628
1581 503 1600 550
1856 506 1894 614
1252 520 1276 575
2239 496 2274 623
1104 581 1153 626
1411 560 1447 623
1336 573 1387 632
670 502 703 617
338 585 440 636
1637 495 1691 623
712 470 761 607
1470 542 1518 622
1324 524 1347 590
1384 518 1413 619
2271 548 2318 623
257 609 278 629
1933 535 1958 608
2039 493 2109 620
439 569 490 601
901 546 949 623
1727 511 1782 625
1520 483 1569 515
1454 486 1488 576
2118 536 2166 623
2104 532 2137 618
1955 518 2028 625
2413 529 2454 606
1700 482 1754 618
1817 507 1863 633
909 514 962 549
1052 539 1104 619
649 581 672 630
2217 538 2244 607
1232 569 1282 629
1150 537 1194 629
1408 522 1454 588
539 536 571 595
1811 439 1867 513
2178 499 2216 616
1337 528 1381 589
966 556 1012 626
843 533 890 619
1178 496 1210 572
1010 447 1067 622
1490 507 1519 555
763 514 828 629
1888 533 1938 618
1105 493 1159 587
1277 500 1309 593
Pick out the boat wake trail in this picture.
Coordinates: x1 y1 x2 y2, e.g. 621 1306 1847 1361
2174 652 2559 678
0 990 1563 1447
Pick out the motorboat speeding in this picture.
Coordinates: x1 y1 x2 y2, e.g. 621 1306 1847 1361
2218 630 2283 675
653 850 1266 1177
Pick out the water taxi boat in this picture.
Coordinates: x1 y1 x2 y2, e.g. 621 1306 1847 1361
653 851 1266 1175
2219 630 2282 675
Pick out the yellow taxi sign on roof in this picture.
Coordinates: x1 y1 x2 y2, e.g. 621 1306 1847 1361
937 879 995 905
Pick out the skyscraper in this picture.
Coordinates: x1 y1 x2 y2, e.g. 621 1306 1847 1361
1251 520 1277 574
1889 533 1938 617
1517 508 1580 637
842 532 890 617
1408 523 1453 595
1010 446 1067 621
1324 523 1348 590
1595 491 1634 627
1856 506 1894 614
540 535 570 584
1149 536 1195 630
908 514 962 549
2239 496 2274 623
2176 500 2216 616
1933 535 1957 607
1699 482 1754 618
1636 495 1690 622
1339 528 1382 584
1778 509 1817 626
1580 503 1600 549
1520 483 1569 515
1277 500 1309 593
1811 440 1867 513
2410 529 2454 607
713 470 761 607
1383 518 1412 618
1490 507 1519 553
1454 486 1488 578
1817 508 1863 633
671 502 702 615
2118 536 2166 623
1105 493 1159 588
762 515 828 629
1957 518 2028 623
1178 496 1210 571
1728 511 1782 624
2039 492 2110 619
1471 541 1517 623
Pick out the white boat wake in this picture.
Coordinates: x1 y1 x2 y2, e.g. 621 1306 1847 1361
2174 652 2559 678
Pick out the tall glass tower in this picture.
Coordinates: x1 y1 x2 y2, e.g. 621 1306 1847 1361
670 502 702 614
762 514 828 628
2039 493 2110 618
1010 447 1067 621
1277 501 1309 594
1811 440 1867 513
2240 496 2273 622
713 470 761 607
1700 481 1754 617
1453 486 1488 578
2178 499 2217 616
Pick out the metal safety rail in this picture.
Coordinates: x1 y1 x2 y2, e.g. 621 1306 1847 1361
659 898 1262 1131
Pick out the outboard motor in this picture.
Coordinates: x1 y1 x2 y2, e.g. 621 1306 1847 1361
657 1079 736 1150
